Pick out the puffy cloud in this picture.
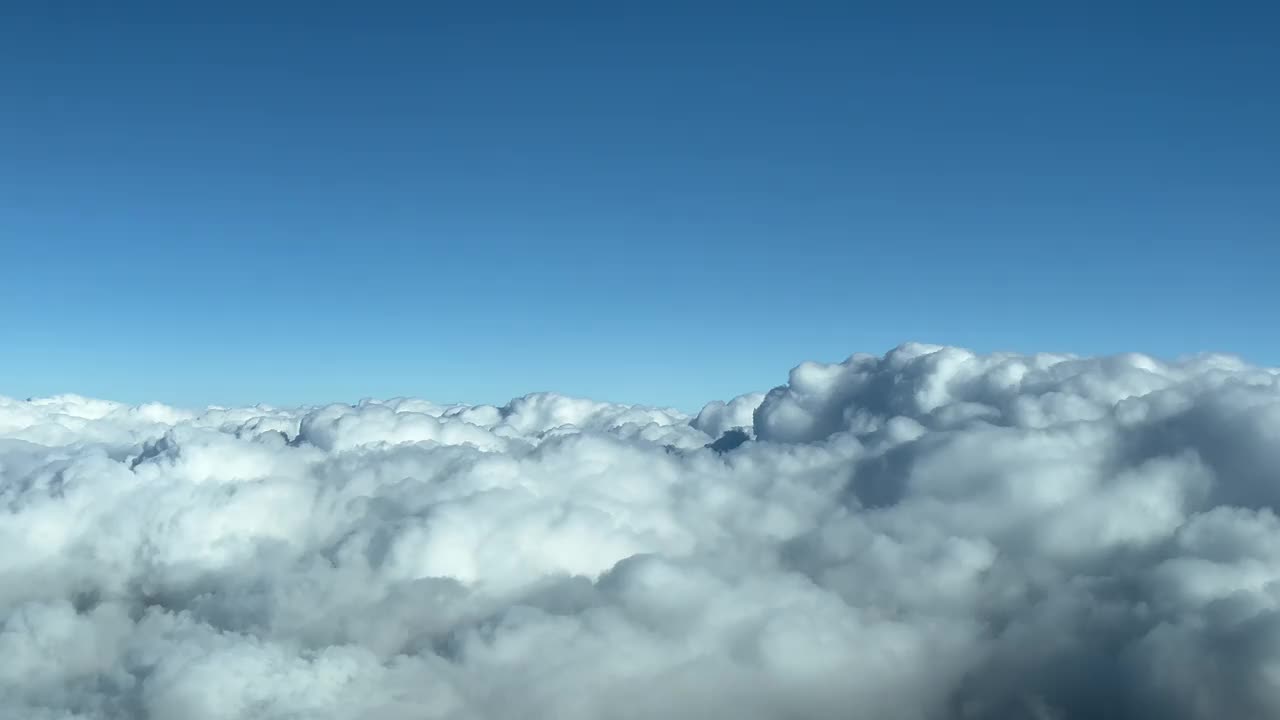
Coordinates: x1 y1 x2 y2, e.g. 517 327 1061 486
3 344 1280 719
691 391 766 440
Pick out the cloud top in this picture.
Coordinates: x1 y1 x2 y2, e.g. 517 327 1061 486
3 344 1280 719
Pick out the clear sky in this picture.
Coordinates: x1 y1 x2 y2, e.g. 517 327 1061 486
2 2 1277 410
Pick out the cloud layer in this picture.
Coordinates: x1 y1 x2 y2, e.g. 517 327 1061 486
4 343 1280 719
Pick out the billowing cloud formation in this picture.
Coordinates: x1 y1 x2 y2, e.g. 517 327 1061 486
3 343 1280 719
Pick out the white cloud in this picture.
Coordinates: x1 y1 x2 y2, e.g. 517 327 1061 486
2 343 1280 718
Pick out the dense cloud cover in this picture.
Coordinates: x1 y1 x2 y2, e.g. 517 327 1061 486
4 343 1280 719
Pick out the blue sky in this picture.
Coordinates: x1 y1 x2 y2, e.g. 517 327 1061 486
2 2 1277 410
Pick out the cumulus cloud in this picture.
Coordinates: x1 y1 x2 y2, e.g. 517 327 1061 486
3 343 1280 719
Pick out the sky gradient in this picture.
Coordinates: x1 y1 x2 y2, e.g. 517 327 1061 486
3 2 1277 410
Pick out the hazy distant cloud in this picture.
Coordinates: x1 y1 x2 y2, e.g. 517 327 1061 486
3 343 1280 718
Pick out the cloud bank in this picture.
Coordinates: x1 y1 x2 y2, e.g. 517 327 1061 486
4 343 1280 719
